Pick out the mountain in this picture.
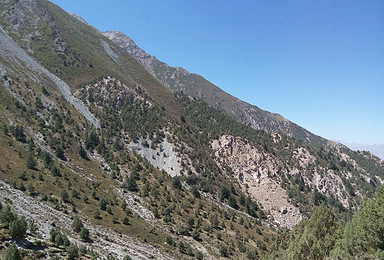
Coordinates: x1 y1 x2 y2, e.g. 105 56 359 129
103 30 328 147
0 1 383 259
340 142 384 161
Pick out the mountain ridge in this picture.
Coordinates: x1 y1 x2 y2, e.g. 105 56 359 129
103 30 328 147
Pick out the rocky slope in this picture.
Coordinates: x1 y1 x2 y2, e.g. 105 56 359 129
212 135 303 228
211 134 384 226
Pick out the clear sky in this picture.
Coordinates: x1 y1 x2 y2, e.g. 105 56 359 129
50 0 384 145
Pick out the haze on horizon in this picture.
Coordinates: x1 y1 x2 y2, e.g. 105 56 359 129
51 0 384 145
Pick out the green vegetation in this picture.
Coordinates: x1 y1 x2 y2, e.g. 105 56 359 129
267 185 384 259
4 244 22 260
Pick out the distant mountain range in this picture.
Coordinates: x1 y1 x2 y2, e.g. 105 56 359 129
339 142 384 160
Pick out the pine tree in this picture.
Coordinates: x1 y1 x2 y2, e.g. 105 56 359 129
25 153 36 169
0 205 17 228
124 176 138 192
172 177 182 190
78 144 88 160
9 217 28 239
93 209 101 219
55 146 65 160
67 244 79 260
228 195 238 209
99 198 107 210
60 189 69 203
79 227 90 241
72 216 83 233
4 244 22 260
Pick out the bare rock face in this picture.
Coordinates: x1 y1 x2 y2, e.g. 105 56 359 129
212 135 302 228
128 136 185 177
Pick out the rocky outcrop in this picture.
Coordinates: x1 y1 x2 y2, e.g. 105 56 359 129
212 135 303 228
74 76 150 109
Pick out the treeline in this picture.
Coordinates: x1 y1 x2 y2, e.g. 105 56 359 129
267 185 384 259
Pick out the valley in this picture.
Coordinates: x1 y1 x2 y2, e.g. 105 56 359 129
0 0 383 259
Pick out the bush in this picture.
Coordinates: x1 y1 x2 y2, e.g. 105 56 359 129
166 235 174 246
191 228 201 241
219 244 229 257
195 250 203 260
93 210 101 219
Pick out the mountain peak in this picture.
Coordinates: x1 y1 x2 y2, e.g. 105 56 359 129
68 12 87 24
68 12 99 32
103 31 152 60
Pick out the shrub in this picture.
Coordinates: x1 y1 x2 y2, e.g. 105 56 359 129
93 210 101 219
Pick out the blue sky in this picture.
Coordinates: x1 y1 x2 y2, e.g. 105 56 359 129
51 0 384 145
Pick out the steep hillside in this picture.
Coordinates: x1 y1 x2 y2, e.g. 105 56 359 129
103 31 328 147
0 1 383 259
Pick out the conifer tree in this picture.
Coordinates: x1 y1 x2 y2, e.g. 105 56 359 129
4 244 22 260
